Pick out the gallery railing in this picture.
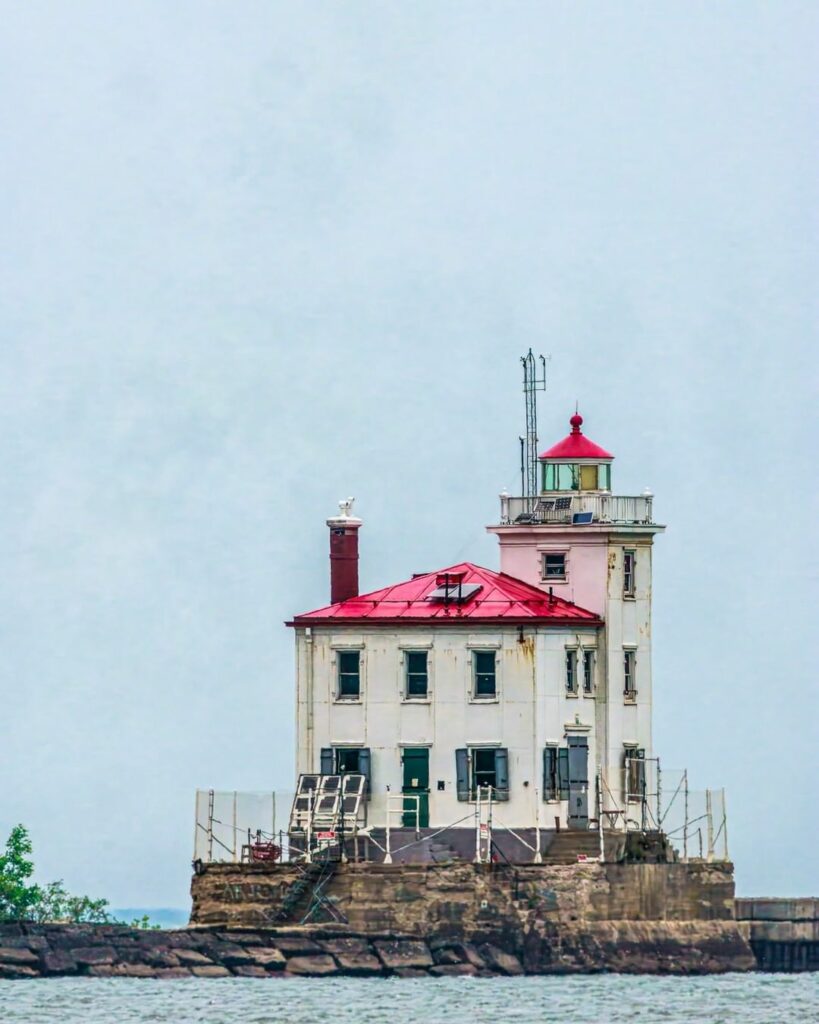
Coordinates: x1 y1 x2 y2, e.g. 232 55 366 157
499 493 654 526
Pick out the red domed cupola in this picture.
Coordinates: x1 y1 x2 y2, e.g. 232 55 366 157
539 412 613 492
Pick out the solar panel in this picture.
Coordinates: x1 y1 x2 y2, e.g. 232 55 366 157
554 497 573 511
427 583 482 603
342 774 365 796
572 511 594 524
288 773 367 839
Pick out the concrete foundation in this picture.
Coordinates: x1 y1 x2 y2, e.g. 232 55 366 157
189 859 755 974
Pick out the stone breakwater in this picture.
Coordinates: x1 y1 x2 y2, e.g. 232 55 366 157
0 921 752 979
0 861 778 979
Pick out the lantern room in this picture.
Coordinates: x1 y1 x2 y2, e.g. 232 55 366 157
539 413 614 493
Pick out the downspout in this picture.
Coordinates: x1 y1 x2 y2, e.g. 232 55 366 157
598 622 609 823
532 627 542 861
304 627 314 771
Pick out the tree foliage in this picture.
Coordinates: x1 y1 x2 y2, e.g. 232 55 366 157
0 825 158 927
30 880 113 924
0 825 42 922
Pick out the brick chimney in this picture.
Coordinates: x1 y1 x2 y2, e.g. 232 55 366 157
327 498 362 604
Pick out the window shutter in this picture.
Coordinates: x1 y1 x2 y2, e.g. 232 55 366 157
557 748 569 800
358 748 372 796
320 748 334 775
455 749 469 801
494 748 509 801
543 747 556 800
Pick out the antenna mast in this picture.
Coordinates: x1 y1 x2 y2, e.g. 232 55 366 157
520 349 547 498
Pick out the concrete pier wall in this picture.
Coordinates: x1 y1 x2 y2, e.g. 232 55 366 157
188 859 755 974
736 898 819 972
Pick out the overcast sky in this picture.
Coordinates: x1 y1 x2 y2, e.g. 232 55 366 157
1 3 816 907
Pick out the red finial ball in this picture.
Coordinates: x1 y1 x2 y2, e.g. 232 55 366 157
570 412 583 433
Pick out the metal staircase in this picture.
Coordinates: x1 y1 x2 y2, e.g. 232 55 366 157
274 847 348 925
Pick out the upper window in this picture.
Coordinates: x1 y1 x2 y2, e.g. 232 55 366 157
565 649 578 694
405 650 429 698
472 650 497 699
337 650 361 699
623 649 637 700
583 650 595 694
542 553 566 580
623 550 636 598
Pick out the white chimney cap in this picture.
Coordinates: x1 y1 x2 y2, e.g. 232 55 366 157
327 496 362 527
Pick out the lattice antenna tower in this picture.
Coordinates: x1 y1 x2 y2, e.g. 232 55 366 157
521 349 548 498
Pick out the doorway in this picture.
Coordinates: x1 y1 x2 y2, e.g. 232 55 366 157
567 735 589 829
401 747 430 827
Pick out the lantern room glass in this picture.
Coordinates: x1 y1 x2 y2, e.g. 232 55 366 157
542 462 611 492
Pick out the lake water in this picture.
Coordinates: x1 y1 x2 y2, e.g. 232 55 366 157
1 974 817 1023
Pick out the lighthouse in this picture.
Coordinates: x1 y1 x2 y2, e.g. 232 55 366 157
489 411 665 826
287 407 665 858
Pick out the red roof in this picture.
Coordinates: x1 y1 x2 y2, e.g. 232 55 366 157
289 562 601 626
539 413 613 461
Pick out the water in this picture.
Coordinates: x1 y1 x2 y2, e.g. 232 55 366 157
1 975 817 1024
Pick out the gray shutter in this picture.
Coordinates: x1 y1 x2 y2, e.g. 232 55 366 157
558 748 569 800
358 748 372 796
455 749 469 801
320 748 334 775
494 748 509 801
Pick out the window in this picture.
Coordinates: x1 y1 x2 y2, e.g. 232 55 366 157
472 650 497 698
404 651 428 698
623 747 645 803
320 746 372 795
455 747 509 802
337 650 361 699
542 746 569 801
543 463 581 491
579 465 598 490
623 550 636 598
583 650 595 694
543 553 566 580
623 650 636 700
565 649 578 694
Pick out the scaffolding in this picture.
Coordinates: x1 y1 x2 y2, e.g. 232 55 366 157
193 790 282 864
193 767 729 869
599 761 729 862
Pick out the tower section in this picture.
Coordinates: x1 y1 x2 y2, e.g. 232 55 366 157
488 412 665 796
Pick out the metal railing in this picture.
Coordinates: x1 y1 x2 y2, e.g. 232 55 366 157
499 493 654 526
599 765 729 862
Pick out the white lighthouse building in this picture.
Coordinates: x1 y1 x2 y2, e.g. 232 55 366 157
288 411 665 859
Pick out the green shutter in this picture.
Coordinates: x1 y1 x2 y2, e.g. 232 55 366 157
358 748 371 796
557 748 569 800
455 749 469 801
